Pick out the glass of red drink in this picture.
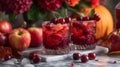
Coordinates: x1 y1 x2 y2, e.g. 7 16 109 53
71 20 96 50
115 2 120 29
42 21 69 55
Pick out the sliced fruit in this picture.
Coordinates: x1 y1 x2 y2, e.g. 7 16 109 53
46 33 63 47
53 24 63 32
72 27 83 37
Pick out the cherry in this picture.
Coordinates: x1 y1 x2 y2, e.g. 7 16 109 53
88 52 96 60
76 17 82 21
29 52 37 60
82 16 89 21
50 18 57 24
65 17 71 23
81 55 89 63
57 18 65 24
92 14 100 21
4 55 12 61
32 55 41 63
73 53 81 60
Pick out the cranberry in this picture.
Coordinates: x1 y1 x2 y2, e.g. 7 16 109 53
76 17 82 21
93 14 100 21
82 16 89 21
4 55 12 61
88 52 96 60
50 18 57 24
32 55 41 63
57 18 65 24
29 52 37 60
65 17 71 23
70 62 75 67
81 55 89 63
113 61 117 64
73 53 81 60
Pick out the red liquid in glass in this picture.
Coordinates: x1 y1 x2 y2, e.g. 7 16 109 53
71 20 96 50
115 2 120 29
42 22 69 55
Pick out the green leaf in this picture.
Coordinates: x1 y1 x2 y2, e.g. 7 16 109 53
52 11 61 18
8 13 16 22
68 7 82 16
61 7 67 18
89 9 95 17
27 4 47 21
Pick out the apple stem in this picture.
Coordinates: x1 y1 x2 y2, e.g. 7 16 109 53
21 21 27 28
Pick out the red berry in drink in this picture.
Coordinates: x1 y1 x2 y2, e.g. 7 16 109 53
57 18 65 24
50 18 57 24
82 16 89 21
81 55 89 63
93 14 100 21
76 17 82 21
65 17 71 23
29 52 37 60
32 55 41 63
73 53 81 60
4 55 12 61
88 52 96 60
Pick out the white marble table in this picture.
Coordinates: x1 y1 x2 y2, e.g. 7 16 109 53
0 46 120 67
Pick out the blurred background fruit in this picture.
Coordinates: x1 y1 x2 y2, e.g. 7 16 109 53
28 27 42 47
0 21 12 34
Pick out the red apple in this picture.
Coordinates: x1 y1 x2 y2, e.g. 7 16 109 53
28 27 42 47
0 32 7 46
105 29 120 51
8 28 31 51
0 21 12 34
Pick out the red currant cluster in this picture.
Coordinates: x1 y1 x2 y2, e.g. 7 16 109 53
73 52 96 63
76 14 100 21
50 17 71 24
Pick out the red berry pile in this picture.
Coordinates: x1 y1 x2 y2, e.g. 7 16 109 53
73 52 96 63
50 17 71 24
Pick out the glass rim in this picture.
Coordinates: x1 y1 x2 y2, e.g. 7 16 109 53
42 21 69 26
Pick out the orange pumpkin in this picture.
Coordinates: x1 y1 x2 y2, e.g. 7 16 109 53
71 5 114 41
